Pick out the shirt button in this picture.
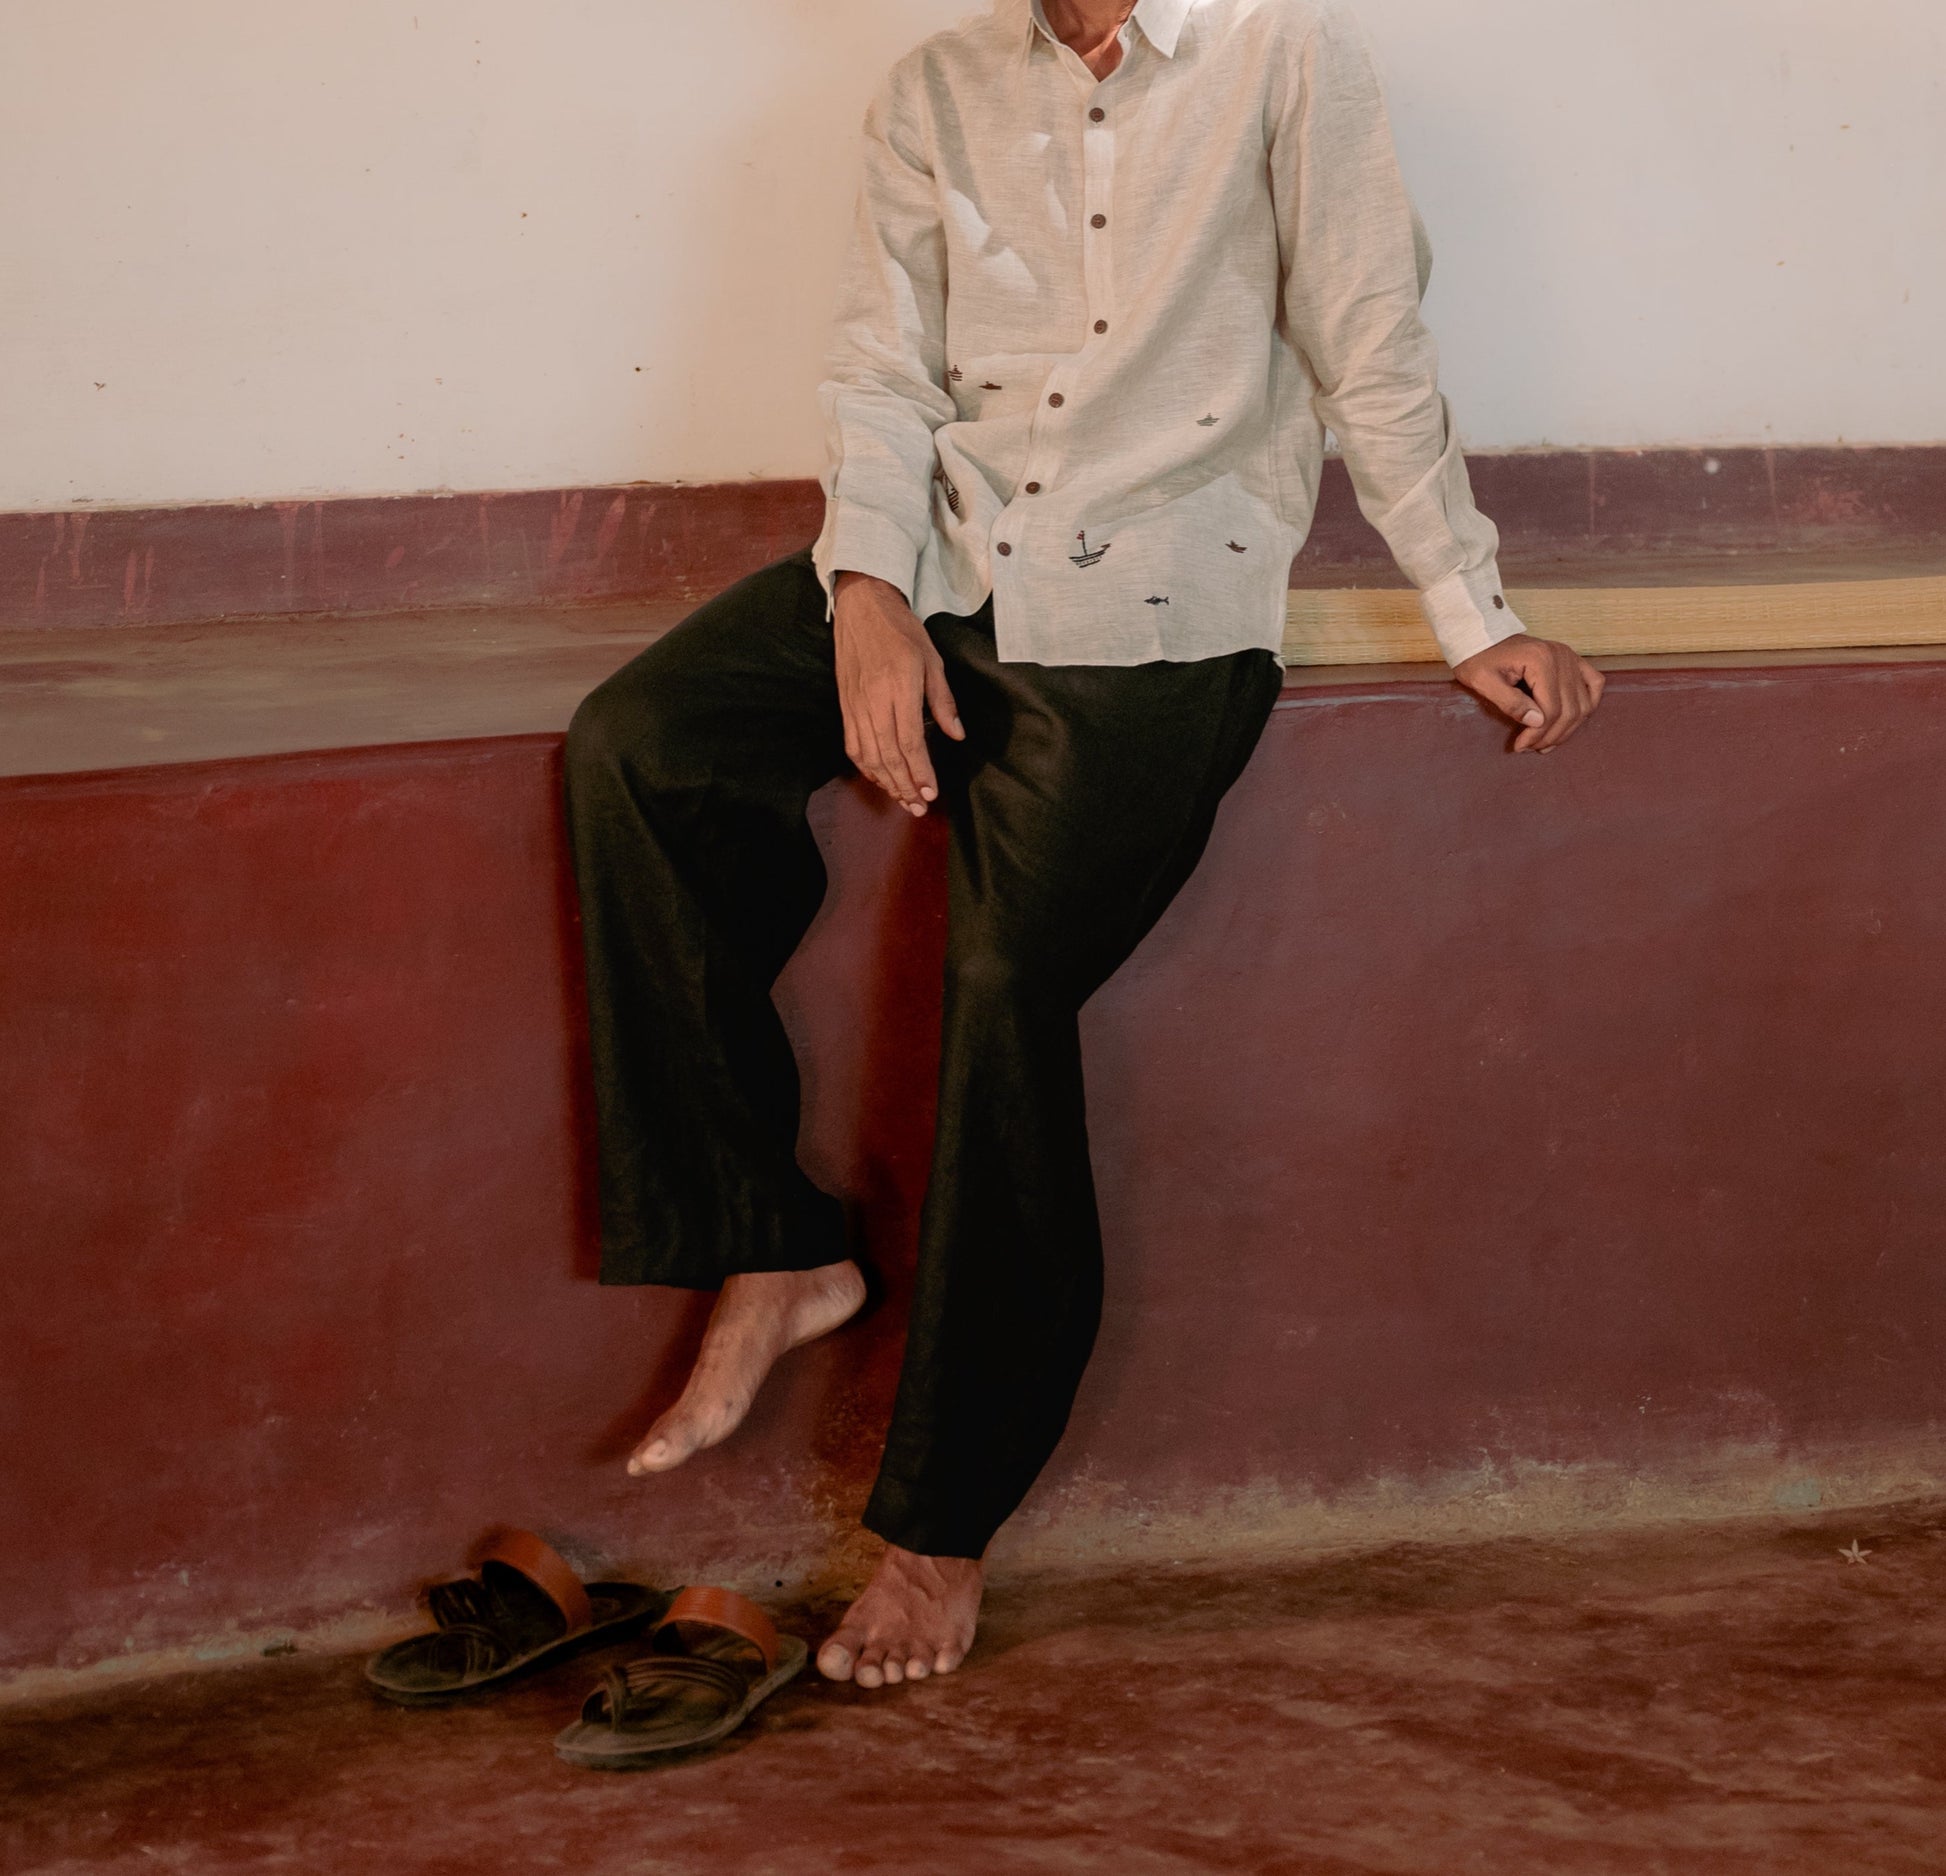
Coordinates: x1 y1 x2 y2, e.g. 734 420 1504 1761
1024 481 1042 494
1090 213 1107 229
996 542 1012 556
1047 392 1064 408
1093 319 1108 334
1088 106 1105 122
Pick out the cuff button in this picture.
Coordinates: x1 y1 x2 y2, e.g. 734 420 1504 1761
1492 594 1506 609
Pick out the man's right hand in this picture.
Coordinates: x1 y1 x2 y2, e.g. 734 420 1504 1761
832 571 965 816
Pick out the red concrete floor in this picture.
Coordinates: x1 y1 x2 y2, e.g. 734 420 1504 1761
7 1502 1946 1876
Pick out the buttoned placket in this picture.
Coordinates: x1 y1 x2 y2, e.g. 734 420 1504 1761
993 24 1129 614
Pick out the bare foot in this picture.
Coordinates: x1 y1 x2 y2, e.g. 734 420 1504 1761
627 1260 866 1475
816 1545 983 1688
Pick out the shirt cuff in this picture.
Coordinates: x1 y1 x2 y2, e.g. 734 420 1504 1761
813 502 920 613
1419 563 1530 667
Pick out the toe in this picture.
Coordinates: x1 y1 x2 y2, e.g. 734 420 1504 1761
815 1639 856 1682
904 1655 931 1680
880 1656 905 1685
934 1646 966 1675
853 1647 887 1689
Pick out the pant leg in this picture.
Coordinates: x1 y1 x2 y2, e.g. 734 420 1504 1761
863 611 1285 1555
563 548 852 1288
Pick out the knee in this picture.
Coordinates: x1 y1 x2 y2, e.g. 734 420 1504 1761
566 669 704 802
944 929 1066 1014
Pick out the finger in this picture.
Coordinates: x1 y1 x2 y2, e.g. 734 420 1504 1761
851 707 913 808
1469 668 1547 742
924 657 965 741
847 709 892 797
1545 672 1595 750
1537 660 1596 751
893 689 940 808
1515 656 1563 753
869 689 924 810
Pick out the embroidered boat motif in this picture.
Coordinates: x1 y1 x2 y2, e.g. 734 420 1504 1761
1226 540 1247 552
979 380 1003 390
1196 413 1219 426
934 464 961 517
1069 530 1111 568
1145 595 1170 606
948 366 964 383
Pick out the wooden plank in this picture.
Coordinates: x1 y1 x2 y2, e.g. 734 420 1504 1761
1283 575 1946 666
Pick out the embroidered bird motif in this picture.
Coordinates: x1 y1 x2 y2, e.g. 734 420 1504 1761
980 380 1003 390
1226 540 1247 553
1196 413 1218 426
1145 595 1170 606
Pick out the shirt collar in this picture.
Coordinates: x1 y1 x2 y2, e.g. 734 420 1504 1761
1017 0 1195 65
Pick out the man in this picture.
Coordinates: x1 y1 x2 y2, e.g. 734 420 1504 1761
565 0 1603 1691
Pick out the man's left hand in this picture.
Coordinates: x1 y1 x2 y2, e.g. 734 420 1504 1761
1452 634 1606 753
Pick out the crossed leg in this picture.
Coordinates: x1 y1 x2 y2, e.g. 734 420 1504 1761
566 555 1279 1690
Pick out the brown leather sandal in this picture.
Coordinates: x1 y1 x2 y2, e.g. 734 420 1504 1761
553 1585 807 1768
364 1528 663 1705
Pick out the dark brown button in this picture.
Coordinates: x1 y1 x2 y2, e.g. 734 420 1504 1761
1088 106 1105 122
1047 392 1064 408
1093 319 1108 334
1024 481 1042 494
1492 594 1506 609
996 541 1012 556
1090 213 1107 229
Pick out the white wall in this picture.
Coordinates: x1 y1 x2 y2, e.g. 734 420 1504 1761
0 0 1939 511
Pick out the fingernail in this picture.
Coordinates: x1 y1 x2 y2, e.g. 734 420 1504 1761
1524 711 1545 726
921 786 936 800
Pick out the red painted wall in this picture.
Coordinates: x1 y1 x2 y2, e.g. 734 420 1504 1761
5 663 1946 1673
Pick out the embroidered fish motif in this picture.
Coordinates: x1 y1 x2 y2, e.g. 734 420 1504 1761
1226 540 1247 553
1145 595 1170 606
980 380 1003 390
934 464 962 517
1070 529 1111 568
1196 413 1218 426
948 366 964 383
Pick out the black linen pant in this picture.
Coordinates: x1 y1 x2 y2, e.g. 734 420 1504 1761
564 548 1281 1557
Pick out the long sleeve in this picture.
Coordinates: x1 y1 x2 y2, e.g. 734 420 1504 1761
811 72 955 609
1270 2 1527 667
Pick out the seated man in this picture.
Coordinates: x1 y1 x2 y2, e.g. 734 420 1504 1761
564 0 1603 1690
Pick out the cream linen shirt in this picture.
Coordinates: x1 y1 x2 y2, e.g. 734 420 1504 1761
812 0 1530 668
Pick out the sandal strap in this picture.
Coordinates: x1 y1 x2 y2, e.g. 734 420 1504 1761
423 1621 513 1680
425 1575 491 1633
592 1653 748 1726
652 1585 783 1673
480 1528 595 1636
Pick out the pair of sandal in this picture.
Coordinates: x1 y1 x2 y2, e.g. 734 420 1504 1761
364 1529 806 1767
